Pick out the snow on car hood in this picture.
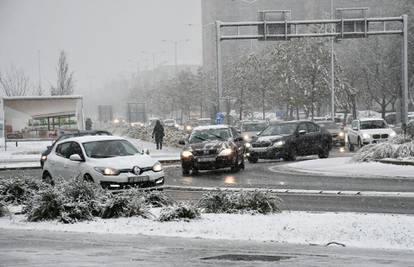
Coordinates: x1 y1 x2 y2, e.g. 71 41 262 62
188 140 231 150
360 128 395 135
88 154 157 169
255 135 287 143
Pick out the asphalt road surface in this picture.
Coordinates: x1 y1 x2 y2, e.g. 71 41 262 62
2 149 414 213
1 228 413 267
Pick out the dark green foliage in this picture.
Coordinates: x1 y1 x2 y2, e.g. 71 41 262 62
197 190 282 214
26 187 64 221
26 178 108 223
144 190 175 207
159 203 200 222
100 188 151 219
0 176 47 204
0 201 7 217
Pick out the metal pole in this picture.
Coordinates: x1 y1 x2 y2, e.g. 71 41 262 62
330 0 335 121
216 21 223 113
402 14 409 124
174 41 178 74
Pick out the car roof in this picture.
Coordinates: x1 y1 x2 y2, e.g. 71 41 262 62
358 117 385 122
241 120 266 124
57 135 126 144
193 124 230 131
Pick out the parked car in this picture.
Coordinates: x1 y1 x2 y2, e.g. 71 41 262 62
179 125 245 175
316 121 345 146
239 120 268 142
347 118 396 151
42 135 164 190
246 120 332 163
163 119 178 128
40 130 112 168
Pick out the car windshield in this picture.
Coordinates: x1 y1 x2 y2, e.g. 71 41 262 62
241 122 267 132
360 120 387 130
318 122 340 130
189 128 230 143
83 140 139 158
260 123 297 136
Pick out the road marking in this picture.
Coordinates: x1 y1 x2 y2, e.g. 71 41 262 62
163 185 414 198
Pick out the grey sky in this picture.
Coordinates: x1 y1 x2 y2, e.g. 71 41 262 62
0 0 202 94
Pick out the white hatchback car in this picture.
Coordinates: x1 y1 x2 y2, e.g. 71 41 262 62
42 136 164 190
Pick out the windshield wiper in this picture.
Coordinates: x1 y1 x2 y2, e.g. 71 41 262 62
192 135 206 141
209 133 226 140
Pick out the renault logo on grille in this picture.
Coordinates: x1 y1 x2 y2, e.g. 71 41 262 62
132 166 141 175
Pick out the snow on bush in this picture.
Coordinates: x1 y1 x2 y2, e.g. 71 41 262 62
25 178 107 223
197 190 282 214
143 190 175 207
0 176 47 204
0 201 8 217
158 203 200 222
353 135 414 162
127 126 187 147
100 188 152 219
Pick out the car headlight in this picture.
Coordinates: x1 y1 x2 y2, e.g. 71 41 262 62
245 142 251 148
338 132 345 137
218 148 233 156
389 131 396 138
152 162 163 172
185 125 192 131
181 150 193 158
273 140 285 147
94 167 120 176
41 155 47 161
362 133 371 139
243 134 250 141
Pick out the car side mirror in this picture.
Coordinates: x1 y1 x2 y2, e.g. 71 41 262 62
178 139 186 145
298 130 307 135
69 154 83 162
352 127 358 131
145 149 150 155
47 146 51 150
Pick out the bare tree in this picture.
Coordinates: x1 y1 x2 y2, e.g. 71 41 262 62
51 50 75 95
0 66 32 96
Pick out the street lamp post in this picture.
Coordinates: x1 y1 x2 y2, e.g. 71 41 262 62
162 39 190 74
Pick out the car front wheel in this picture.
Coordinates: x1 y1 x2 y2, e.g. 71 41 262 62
348 138 355 152
42 172 54 185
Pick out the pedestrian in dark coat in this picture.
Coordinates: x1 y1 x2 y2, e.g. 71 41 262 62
152 120 165 150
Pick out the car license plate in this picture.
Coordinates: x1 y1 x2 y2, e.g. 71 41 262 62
128 176 149 183
197 157 215 162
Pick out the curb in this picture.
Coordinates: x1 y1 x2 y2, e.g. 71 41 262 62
377 159 414 166
268 163 414 181
163 185 414 198
0 159 181 171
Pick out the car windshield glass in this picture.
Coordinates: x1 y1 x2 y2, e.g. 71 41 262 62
242 123 267 132
83 140 139 158
318 122 339 129
360 120 387 129
260 123 297 136
189 128 230 143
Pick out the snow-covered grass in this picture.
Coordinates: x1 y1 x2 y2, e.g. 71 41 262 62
0 141 51 164
1 211 413 251
276 157 414 178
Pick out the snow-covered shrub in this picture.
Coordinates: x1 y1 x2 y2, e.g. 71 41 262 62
100 189 152 219
127 126 187 148
197 190 282 214
390 134 412 145
26 178 108 223
158 203 200 222
0 201 8 217
143 190 175 207
26 186 64 222
393 141 414 159
0 176 46 204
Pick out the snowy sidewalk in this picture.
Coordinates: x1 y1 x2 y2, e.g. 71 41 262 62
0 138 180 170
273 157 414 179
1 210 413 251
